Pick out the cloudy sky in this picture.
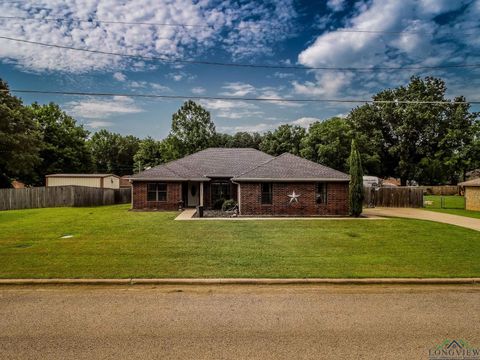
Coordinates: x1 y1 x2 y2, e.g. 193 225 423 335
1 0 479 138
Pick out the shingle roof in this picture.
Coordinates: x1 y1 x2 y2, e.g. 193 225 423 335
459 178 480 187
129 148 274 180
233 153 349 181
129 148 348 182
46 174 118 178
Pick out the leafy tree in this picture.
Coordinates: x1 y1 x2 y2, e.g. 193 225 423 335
214 131 263 149
433 97 479 183
260 124 306 156
347 105 386 177
300 117 351 172
169 100 216 158
349 139 363 217
213 133 233 147
30 103 92 184
159 135 183 162
0 80 41 187
230 132 262 148
88 130 140 176
348 76 479 185
133 137 164 172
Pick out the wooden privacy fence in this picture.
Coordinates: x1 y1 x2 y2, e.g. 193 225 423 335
363 187 424 208
0 186 131 211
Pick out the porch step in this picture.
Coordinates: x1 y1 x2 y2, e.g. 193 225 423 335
175 208 197 220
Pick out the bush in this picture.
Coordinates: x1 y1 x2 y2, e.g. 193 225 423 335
222 199 237 211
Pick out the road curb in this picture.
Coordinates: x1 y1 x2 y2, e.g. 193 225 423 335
0 278 479 286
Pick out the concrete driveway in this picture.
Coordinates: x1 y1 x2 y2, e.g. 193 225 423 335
364 207 480 231
1 285 479 359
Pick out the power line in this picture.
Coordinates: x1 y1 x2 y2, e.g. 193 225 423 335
1 35 480 72
1 14 479 36
3 89 479 104
334 26 480 35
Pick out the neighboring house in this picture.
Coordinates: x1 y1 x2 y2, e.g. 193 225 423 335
120 176 132 188
128 148 350 216
11 180 26 189
363 176 399 188
382 177 400 187
45 174 120 189
459 178 480 211
363 176 381 187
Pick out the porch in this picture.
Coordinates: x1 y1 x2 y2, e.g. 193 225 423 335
181 180 238 209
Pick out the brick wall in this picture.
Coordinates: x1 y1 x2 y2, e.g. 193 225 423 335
239 182 349 216
132 181 182 210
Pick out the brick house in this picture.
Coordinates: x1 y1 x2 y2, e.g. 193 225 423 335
128 148 350 216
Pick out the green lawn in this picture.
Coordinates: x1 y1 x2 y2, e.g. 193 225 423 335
1 204 480 279
424 195 465 209
423 195 480 219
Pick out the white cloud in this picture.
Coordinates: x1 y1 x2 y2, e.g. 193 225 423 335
150 83 170 91
200 99 262 119
113 72 127 81
219 1 298 59
200 99 253 111
86 121 114 129
291 117 320 127
191 87 206 94
293 72 352 97
258 87 304 107
0 0 297 73
167 71 196 82
220 82 256 96
218 123 275 133
273 72 294 79
67 96 143 119
327 0 346 12
128 81 170 92
294 0 479 98
219 116 321 134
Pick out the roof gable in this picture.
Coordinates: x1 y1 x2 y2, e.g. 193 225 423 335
233 153 349 181
459 178 480 187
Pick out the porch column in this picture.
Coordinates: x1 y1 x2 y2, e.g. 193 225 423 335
237 183 241 214
200 182 204 206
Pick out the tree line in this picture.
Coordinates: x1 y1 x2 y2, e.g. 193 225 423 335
1 76 479 188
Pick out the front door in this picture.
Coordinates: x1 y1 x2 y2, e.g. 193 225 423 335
187 182 199 207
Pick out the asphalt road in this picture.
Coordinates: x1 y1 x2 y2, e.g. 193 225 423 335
0 285 479 359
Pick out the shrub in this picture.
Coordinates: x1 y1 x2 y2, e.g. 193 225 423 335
349 139 364 217
222 199 237 211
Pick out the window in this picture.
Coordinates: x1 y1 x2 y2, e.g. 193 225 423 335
261 183 272 204
316 183 328 204
147 183 167 202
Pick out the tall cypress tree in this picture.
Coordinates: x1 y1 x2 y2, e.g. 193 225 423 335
349 139 364 217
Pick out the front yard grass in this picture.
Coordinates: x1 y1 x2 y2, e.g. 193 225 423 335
1 204 479 279
424 195 465 209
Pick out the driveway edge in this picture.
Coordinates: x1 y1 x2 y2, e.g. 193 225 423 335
0 278 479 286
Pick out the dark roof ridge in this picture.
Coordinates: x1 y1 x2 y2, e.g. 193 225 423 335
234 153 279 178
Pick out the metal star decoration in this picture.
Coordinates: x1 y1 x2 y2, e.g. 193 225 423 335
288 190 300 204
